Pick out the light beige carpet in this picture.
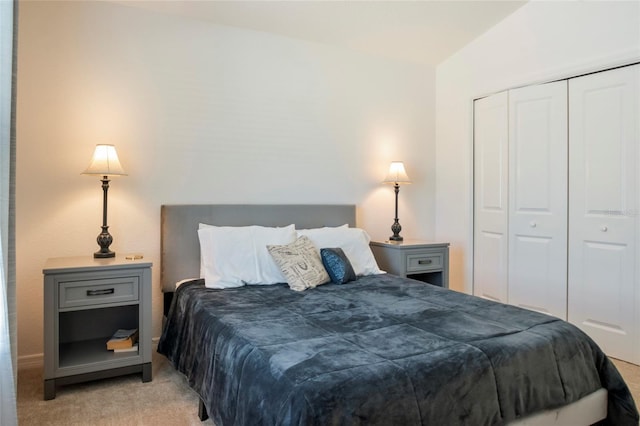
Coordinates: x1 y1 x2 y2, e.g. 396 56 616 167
17 347 640 425
612 358 640 407
18 346 214 425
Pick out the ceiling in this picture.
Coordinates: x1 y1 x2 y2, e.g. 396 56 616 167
116 0 528 66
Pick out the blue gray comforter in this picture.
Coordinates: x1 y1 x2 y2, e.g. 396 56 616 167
158 275 638 425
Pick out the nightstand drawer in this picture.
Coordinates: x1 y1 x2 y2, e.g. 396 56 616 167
406 253 443 273
59 277 139 309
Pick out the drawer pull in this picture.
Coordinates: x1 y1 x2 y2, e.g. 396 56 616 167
418 259 433 265
86 288 115 296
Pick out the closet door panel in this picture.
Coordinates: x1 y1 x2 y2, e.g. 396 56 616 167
473 92 508 303
568 64 639 363
508 81 568 319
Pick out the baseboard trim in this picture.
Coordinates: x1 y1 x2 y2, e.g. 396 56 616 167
18 353 43 370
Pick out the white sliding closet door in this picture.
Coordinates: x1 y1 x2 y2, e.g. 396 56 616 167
473 92 509 303
568 64 639 363
508 81 568 319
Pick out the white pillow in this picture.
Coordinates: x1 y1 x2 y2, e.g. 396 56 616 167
296 224 349 234
296 227 383 276
197 224 296 289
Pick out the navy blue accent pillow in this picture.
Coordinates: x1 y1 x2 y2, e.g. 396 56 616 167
320 248 356 284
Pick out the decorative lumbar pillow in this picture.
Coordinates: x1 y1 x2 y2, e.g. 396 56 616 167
320 248 356 284
297 227 383 276
267 236 330 292
198 224 296 289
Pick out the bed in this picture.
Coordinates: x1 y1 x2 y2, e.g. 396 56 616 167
157 204 638 425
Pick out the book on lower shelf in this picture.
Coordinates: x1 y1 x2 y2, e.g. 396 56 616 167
113 343 138 353
106 328 139 351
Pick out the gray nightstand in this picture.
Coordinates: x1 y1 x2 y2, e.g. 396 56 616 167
43 256 152 400
370 240 450 288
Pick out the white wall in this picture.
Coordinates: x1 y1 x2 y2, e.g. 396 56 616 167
16 1 435 362
435 1 640 294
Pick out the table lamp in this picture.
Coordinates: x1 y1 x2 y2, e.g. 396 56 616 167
82 144 127 258
382 161 412 241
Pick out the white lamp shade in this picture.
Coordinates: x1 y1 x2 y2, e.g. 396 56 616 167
382 161 411 184
82 144 127 176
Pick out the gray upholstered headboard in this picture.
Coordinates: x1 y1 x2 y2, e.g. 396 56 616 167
160 204 356 293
